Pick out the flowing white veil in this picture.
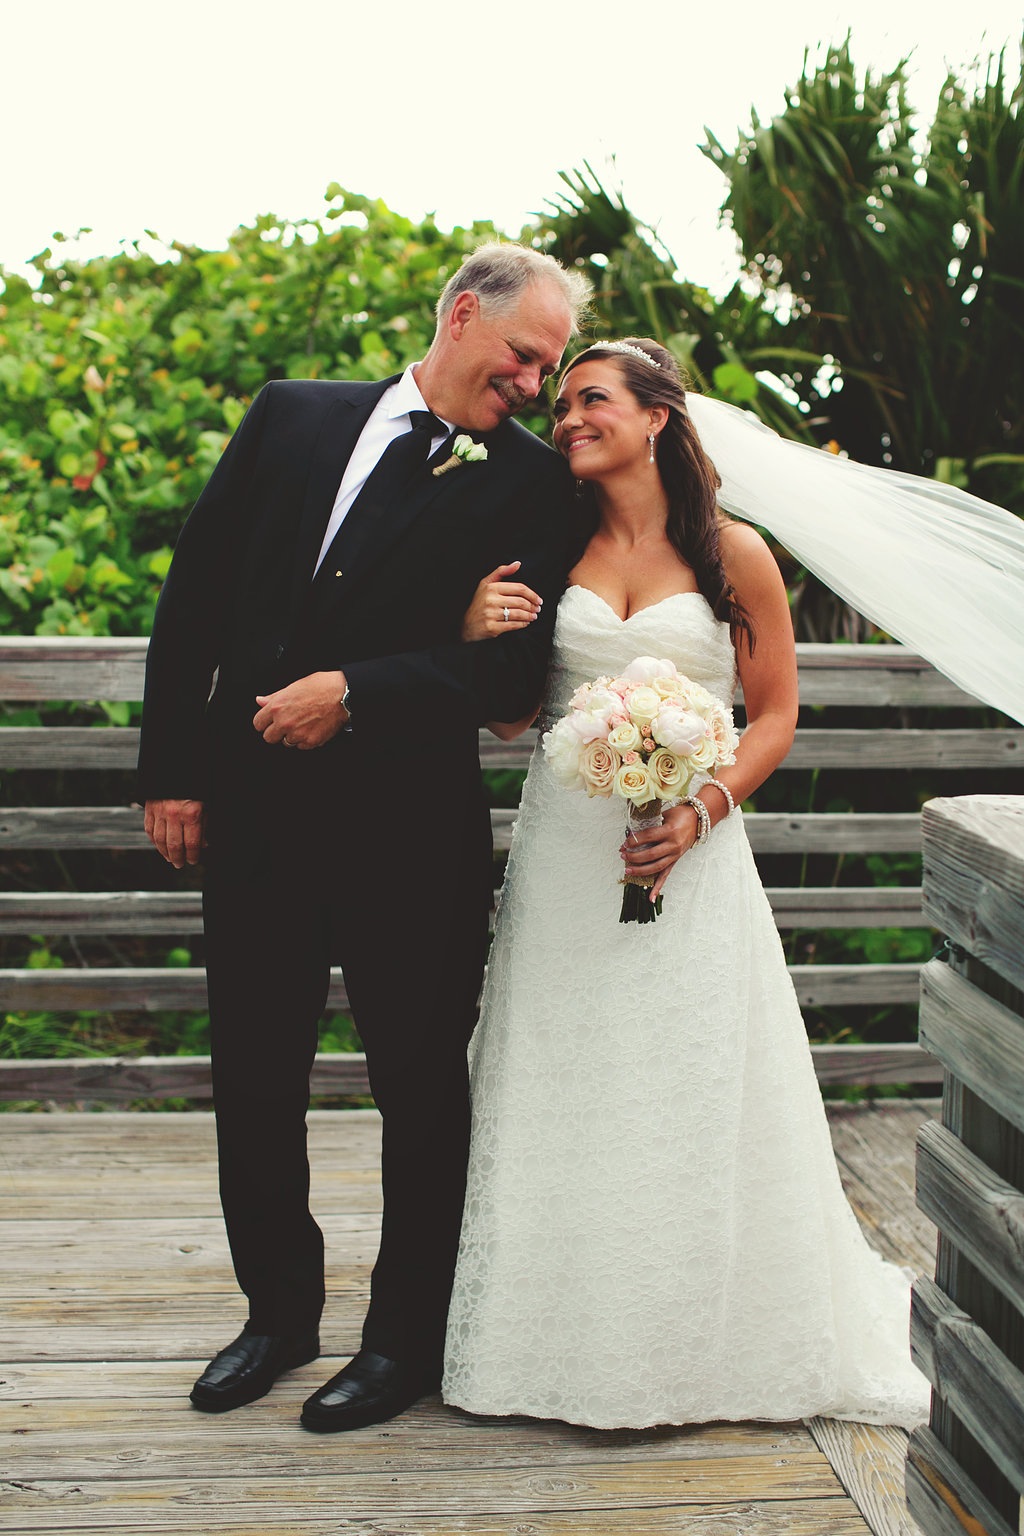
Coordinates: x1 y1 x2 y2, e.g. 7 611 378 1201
686 394 1024 726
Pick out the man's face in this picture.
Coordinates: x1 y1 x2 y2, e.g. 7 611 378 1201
443 283 573 432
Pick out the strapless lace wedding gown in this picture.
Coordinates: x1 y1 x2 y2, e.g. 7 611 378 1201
443 586 929 1429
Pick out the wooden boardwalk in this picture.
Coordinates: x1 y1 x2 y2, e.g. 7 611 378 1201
0 1103 937 1535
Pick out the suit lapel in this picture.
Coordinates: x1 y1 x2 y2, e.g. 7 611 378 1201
286 379 395 631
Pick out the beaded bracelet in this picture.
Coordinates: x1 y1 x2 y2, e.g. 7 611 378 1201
704 779 735 817
682 794 711 845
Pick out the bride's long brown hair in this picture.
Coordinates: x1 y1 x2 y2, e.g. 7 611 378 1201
560 338 755 654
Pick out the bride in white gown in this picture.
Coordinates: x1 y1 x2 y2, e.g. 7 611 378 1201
442 337 930 1430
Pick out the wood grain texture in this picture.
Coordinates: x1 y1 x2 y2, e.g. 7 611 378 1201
0 805 925 853
906 1425 1018 1536
806 1418 918 1536
0 886 928 936
910 1275 1024 1493
922 795 1024 996
919 959 1024 1138
0 1105 939 1536
915 1120 1024 1316
0 1043 939 1104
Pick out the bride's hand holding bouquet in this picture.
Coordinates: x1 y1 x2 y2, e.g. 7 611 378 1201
542 654 739 924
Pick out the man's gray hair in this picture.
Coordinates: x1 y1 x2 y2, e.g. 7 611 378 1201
436 242 591 336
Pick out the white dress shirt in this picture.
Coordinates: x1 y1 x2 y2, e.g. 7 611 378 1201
313 365 453 574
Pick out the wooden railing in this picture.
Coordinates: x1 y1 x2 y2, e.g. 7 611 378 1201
1 637 1020 1102
907 795 1024 1536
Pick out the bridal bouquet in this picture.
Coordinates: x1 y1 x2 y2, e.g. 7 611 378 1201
542 656 738 925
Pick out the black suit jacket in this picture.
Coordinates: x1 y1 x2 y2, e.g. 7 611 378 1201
138 377 577 864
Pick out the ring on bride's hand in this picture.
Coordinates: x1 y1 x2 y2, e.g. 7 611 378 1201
503 606 510 624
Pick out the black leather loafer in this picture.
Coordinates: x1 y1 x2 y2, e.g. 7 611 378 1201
300 1349 439 1432
190 1328 320 1413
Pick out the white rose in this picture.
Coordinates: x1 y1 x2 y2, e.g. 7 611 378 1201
708 708 740 764
652 705 705 756
608 721 642 753
681 681 718 716
614 761 657 805
580 739 619 798
625 685 661 727
618 656 676 687
690 731 719 770
652 671 686 699
453 433 488 462
648 748 690 799
542 718 585 788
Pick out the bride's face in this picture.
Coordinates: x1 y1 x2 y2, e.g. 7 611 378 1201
552 360 659 481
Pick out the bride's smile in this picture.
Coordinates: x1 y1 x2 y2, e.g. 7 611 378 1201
553 360 664 480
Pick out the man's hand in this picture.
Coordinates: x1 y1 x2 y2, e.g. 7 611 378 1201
144 799 207 868
253 670 349 749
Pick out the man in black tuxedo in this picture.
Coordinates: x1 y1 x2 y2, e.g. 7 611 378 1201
139 243 589 1431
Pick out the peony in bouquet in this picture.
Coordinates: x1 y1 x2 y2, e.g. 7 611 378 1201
542 656 739 924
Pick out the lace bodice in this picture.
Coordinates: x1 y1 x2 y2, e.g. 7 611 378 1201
538 586 738 729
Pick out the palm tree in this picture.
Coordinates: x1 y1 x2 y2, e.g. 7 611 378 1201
702 37 1024 505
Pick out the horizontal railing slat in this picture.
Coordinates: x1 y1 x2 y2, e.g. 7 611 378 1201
3 724 1019 771
0 638 149 700
0 637 987 707
0 885 926 936
911 1274 1024 1494
481 727 1021 770
915 1120 1024 1316
918 959 1024 1138
0 1039 939 1101
0 806 925 853
0 961 924 1012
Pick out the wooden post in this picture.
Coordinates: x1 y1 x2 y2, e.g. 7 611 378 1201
909 795 1024 1536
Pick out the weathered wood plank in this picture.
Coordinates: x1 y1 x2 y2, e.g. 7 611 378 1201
0 805 924 853
768 888 924 928
479 728 1023 771
0 726 141 767
922 795 1024 996
6 721 1017 772
0 638 149 700
0 635 981 700
906 1425 1018 1536
0 1452 849 1528
0 1042 938 1104
919 959 1024 1138
0 886 929 936
0 1389 813 1477
790 966 923 1007
0 960 925 1015
805 1418 916 1536
0 891 205 936
827 1100 938 1272
915 1120 1024 1317
910 1275 1024 1493
0 1050 366 1099
792 645 982 708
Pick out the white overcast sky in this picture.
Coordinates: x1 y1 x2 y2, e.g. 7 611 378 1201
2 0 1020 294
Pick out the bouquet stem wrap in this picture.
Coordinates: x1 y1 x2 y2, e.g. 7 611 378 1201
621 797 665 924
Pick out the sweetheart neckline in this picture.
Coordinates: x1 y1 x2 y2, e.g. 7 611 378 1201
565 586 709 624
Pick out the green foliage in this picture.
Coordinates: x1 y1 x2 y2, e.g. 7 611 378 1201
702 36 1024 501
0 192 499 636
537 164 817 442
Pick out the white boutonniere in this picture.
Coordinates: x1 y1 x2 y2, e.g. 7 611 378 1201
432 433 489 477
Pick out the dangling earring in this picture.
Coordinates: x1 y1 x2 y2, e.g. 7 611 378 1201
648 432 656 464
574 478 585 500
